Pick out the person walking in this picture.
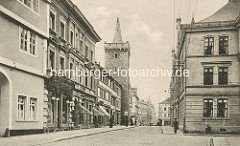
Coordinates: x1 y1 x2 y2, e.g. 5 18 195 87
173 119 179 134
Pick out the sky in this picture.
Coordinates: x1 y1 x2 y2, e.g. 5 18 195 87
71 0 228 109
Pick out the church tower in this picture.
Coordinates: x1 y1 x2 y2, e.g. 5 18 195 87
104 18 131 125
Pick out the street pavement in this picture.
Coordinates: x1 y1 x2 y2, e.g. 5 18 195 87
1 126 240 146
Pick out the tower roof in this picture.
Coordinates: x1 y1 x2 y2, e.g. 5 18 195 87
113 17 123 43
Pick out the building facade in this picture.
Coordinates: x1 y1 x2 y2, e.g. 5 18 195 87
158 98 170 126
96 66 122 126
0 0 49 136
104 18 131 125
44 0 101 131
129 88 139 125
170 0 240 133
138 99 155 125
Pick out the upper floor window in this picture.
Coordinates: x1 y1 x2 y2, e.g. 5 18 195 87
204 37 214 55
49 50 55 69
85 46 89 58
217 99 228 118
60 57 64 70
70 31 74 46
30 32 36 55
204 68 213 85
219 36 229 55
203 99 213 117
114 53 118 58
19 0 38 12
49 11 56 31
91 51 93 62
20 27 37 56
218 67 228 85
60 21 65 39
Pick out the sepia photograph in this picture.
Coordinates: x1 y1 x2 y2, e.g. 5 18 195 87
0 0 240 145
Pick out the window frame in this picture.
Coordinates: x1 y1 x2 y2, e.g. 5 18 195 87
19 26 38 57
17 0 39 14
204 37 214 55
29 97 37 120
203 99 213 118
49 9 57 31
218 67 228 85
217 99 228 118
18 95 27 120
219 36 229 55
203 67 214 85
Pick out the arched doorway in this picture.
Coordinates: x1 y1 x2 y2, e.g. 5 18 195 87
0 71 11 136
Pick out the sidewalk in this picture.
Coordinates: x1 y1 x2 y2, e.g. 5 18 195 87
0 126 136 146
160 126 184 135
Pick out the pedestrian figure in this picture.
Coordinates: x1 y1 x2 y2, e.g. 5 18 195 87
109 115 114 128
173 119 179 134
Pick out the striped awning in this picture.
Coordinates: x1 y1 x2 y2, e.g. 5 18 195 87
93 107 104 116
99 106 110 117
79 104 92 115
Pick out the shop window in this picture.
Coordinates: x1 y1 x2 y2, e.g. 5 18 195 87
203 99 213 117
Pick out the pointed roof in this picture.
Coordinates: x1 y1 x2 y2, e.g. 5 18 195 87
198 0 240 23
113 17 123 43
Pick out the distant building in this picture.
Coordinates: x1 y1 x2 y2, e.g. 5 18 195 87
158 98 170 126
96 66 122 126
138 99 156 125
129 88 139 125
170 0 240 133
104 18 131 125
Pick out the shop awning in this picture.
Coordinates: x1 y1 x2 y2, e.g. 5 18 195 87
79 104 92 115
99 106 110 117
93 107 104 116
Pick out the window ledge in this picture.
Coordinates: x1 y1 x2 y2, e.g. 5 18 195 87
49 28 57 36
59 36 66 43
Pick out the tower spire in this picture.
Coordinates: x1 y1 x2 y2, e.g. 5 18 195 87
113 17 123 43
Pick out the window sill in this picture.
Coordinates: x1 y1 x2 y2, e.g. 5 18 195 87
59 36 66 43
49 28 57 36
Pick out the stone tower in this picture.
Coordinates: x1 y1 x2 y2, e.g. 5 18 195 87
104 17 131 125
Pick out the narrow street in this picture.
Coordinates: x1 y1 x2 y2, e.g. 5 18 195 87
45 126 210 146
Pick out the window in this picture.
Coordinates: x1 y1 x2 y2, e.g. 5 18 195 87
91 51 93 62
204 68 213 85
85 46 88 58
60 57 64 70
85 72 88 87
203 99 213 117
20 28 28 51
50 50 55 69
30 98 37 120
114 53 118 58
90 72 94 89
19 27 37 56
217 99 228 118
218 67 228 85
80 33 84 52
70 62 73 79
60 21 65 38
70 31 74 46
50 11 55 30
30 32 36 55
19 0 38 12
219 36 228 55
18 96 26 120
164 107 166 111
204 37 214 55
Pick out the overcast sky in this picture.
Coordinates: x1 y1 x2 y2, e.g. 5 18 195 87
72 0 228 108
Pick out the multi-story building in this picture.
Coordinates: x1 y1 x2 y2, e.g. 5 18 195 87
170 0 240 133
44 0 101 131
104 18 131 125
129 88 139 125
158 98 170 126
95 66 122 126
138 99 155 125
0 0 49 136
